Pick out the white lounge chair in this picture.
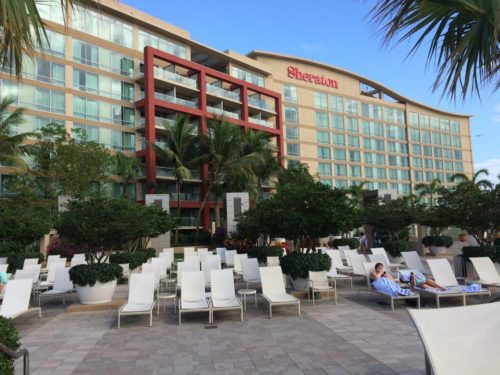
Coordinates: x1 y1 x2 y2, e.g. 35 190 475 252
346 250 368 280
39 260 66 288
0 264 7 274
39 267 74 305
197 248 209 263
202 255 221 286
233 253 248 278
408 302 500 375
225 250 236 267
23 258 39 267
326 250 353 274
118 273 156 328
362 262 420 311
0 279 41 319
371 247 401 269
420 259 491 308
70 257 86 268
241 258 261 289
23 264 41 284
325 251 353 288
266 256 280 267
259 266 300 318
176 261 200 290
216 247 227 264
14 269 36 280
368 254 398 278
0 257 7 265
183 247 196 257
337 246 351 266
142 263 160 291
401 251 431 275
469 257 500 289
179 271 211 325
308 271 335 305
209 269 243 323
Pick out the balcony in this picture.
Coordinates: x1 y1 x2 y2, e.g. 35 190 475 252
178 216 199 227
249 117 274 128
207 106 240 120
248 96 274 111
139 165 200 180
205 83 240 102
170 193 201 201
136 117 199 135
154 92 198 109
153 67 198 89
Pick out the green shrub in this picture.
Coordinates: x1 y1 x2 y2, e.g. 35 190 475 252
246 246 284 264
0 317 20 375
69 263 123 287
382 241 413 258
109 249 156 270
0 252 45 273
494 238 500 246
332 238 360 249
422 235 453 248
462 246 500 263
109 252 130 265
280 251 331 280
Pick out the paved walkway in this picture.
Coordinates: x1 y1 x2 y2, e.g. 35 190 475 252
13 281 486 375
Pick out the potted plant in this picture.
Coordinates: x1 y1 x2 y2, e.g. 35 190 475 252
57 197 175 304
0 317 21 375
422 235 453 255
280 251 331 290
381 240 413 263
246 246 284 265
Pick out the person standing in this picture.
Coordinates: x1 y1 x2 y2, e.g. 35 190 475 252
360 232 368 251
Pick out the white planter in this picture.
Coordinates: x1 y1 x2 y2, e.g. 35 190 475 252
75 280 117 305
290 277 308 291
430 246 448 255
388 255 403 264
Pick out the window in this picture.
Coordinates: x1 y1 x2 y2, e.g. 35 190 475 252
73 124 100 143
284 106 299 123
344 98 358 115
399 143 408 154
412 144 421 155
314 92 328 109
432 132 441 145
349 150 361 162
332 133 345 145
335 180 348 189
424 158 433 169
375 154 385 165
384 107 405 124
15 84 65 114
455 162 463 172
347 135 359 147
386 125 397 139
431 117 439 130
230 65 264 87
400 156 409 166
286 143 300 156
362 120 371 135
318 163 332 176
414 170 424 181
284 84 298 102
442 134 451 147
411 129 420 142
387 141 396 153
364 152 374 164
320 179 332 186
435 160 443 170
286 126 299 140
388 155 397 166
434 147 443 158
333 148 346 161
423 146 433 156
452 135 461 148
317 146 331 160
409 112 419 127
454 150 462 160
413 157 422 168
331 114 344 130
364 138 374 150
420 115 429 128
375 139 385 151
317 131 330 144
73 96 134 126
350 165 361 177
37 0 64 23
443 148 453 159
346 117 358 132
329 95 343 112
364 167 374 178
35 29 65 57
334 164 347 176
22 58 65 86
451 121 460 133
74 70 135 102
361 103 383 120
376 168 386 179
73 40 134 77
316 112 329 128
440 119 450 132
445 161 454 171
139 30 188 59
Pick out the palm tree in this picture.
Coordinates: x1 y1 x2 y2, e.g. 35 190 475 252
114 152 140 199
153 116 199 243
0 0 98 78
415 178 444 207
370 0 499 100
0 96 32 169
450 168 493 190
196 118 262 235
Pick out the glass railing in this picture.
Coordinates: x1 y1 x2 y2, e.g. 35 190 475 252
205 83 240 101
249 117 274 128
153 67 198 89
170 193 201 201
154 92 198 108
156 166 174 177
178 217 198 226
207 106 240 119
73 84 134 102
249 96 274 111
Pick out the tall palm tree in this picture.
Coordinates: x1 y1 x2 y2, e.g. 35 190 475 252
415 178 444 206
0 0 98 78
450 168 493 190
114 152 140 199
370 0 499 100
0 96 32 169
196 118 262 234
153 116 199 243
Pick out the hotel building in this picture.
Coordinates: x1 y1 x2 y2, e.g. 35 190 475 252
0 0 473 229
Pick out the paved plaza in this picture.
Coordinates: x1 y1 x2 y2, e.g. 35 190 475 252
13 281 489 375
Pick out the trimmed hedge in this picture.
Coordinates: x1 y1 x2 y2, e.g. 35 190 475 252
422 235 453 248
246 246 284 264
0 252 45 273
0 317 20 375
280 251 331 280
332 238 360 250
69 263 123 287
382 241 413 258
109 248 156 270
462 246 500 263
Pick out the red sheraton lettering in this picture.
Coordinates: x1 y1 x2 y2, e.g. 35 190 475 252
287 66 338 89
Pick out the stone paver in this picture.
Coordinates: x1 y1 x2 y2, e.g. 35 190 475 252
13 280 487 374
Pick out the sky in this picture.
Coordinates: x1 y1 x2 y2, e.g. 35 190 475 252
122 0 500 181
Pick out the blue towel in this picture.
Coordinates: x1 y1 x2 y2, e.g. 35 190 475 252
371 277 411 297
462 283 481 292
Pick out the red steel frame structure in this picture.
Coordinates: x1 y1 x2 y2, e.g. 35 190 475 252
136 46 283 229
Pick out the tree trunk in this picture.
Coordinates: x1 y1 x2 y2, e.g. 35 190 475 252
195 182 212 240
214 196 220 229
175 180 181 244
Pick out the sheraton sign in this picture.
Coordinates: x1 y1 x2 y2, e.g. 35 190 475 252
287 66 338 89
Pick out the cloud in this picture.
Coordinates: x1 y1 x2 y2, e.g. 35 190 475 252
475 158 500 183
493 102 500 124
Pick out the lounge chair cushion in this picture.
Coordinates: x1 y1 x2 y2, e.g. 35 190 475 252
264 293 298 303
181 300 209 310
211 297 240 308
121 302 154 313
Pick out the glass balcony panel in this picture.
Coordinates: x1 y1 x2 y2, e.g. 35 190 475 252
153 67 197 89
249 96 274 111
205 83 240 101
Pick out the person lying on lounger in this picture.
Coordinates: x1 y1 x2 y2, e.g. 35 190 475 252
369 263 411 297
409 271 446 291
369 262 394 283
0 271 8 293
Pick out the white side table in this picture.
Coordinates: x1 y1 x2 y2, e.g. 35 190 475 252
157 292 176 314
238 289 257 311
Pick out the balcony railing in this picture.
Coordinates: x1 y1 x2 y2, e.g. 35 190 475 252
249 96 274 111
153 67 198 89
207 106 240 119
205 83 240 101
137 117 199 134
249 117 274 128
170 193 201 201
178 216 199 226
154 92 198 108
